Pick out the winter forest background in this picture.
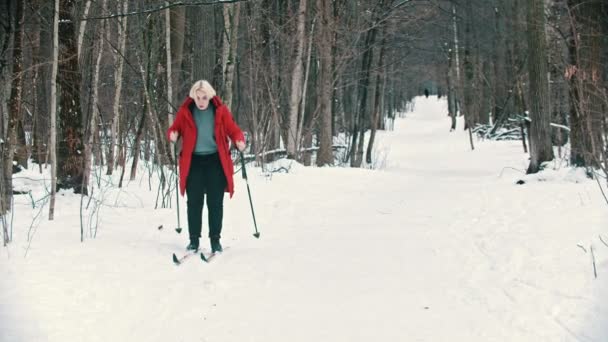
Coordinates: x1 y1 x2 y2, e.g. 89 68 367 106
1 0 608 226
1 1 608 341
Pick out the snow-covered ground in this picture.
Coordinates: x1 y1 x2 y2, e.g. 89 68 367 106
2 96 607 342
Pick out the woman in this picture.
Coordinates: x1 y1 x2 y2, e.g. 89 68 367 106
167 80 245 253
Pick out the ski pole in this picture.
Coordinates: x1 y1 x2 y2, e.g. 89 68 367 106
239 151 260 239
174 144 183 234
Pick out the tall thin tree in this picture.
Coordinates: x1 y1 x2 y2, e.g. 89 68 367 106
1 0 24 240
316 0 333 166
526 0 554 173
107 0 128 176
57 0 86 194
49 0 60 220
287 0 307 159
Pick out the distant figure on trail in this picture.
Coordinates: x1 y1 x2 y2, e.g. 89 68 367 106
167 80 245 253
424 88 429 98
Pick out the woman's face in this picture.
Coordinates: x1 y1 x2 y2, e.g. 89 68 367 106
194 90 210 110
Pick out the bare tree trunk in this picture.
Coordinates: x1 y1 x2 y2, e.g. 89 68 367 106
461 0 476 151
84 0 107 192
480 59 492 124
245 4 260 158
77 0 92 60
31 0 52 169
165 1 174 122
211 6 225 89
493 0 508 124
298 17 316 160
286 0 307 159
351 3 382 167
220 5 230 88
14 115 27 171
165 1 176 164
330 0 346 136
446 4 460 132
259 0 283 155
132 22 170 179
130 110 146 181
191 6 215 82
0 0 9 241
222 3 240 109
170 6 186 99
107 0 128 175
316 0 333 166
447 44 457 131
366 24 388 165
526 0 554 173
57 0 86 194
567 45 585 166
1 0 23 223
452 4 462 89
49 0 59 220
385 64 395 131
567 0 603 168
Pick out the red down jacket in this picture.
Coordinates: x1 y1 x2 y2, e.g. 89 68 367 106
167 96 244 197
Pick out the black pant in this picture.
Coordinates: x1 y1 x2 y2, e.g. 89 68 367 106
186 153 227 242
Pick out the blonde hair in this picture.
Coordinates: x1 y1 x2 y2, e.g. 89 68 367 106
189 80 217 99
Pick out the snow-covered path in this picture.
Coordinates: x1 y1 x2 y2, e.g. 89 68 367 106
2 97 607 342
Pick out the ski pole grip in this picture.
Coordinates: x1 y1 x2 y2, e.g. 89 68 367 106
239 151 248 180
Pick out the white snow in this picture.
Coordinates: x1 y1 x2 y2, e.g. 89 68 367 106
2 96 607 342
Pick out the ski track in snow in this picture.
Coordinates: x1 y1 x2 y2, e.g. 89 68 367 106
1 97 607 342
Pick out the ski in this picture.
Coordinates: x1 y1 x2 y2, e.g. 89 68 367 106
200 247 229 263
172 249 202 265
173 247 229 265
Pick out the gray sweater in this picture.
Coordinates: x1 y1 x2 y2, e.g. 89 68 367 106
192 105 218 155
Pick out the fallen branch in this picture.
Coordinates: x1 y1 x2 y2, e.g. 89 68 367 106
577 244 587 253
591 245 597 279
599 235 608 248
592 168 608 206
499 166 526 178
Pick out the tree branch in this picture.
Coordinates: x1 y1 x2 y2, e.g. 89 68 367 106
81 0 249 21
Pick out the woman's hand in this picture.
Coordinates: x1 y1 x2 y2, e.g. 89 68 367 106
169 131 179 142
235 140 246 152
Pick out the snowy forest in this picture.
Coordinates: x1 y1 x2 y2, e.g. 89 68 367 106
1 0 607 227
2 1 608 341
